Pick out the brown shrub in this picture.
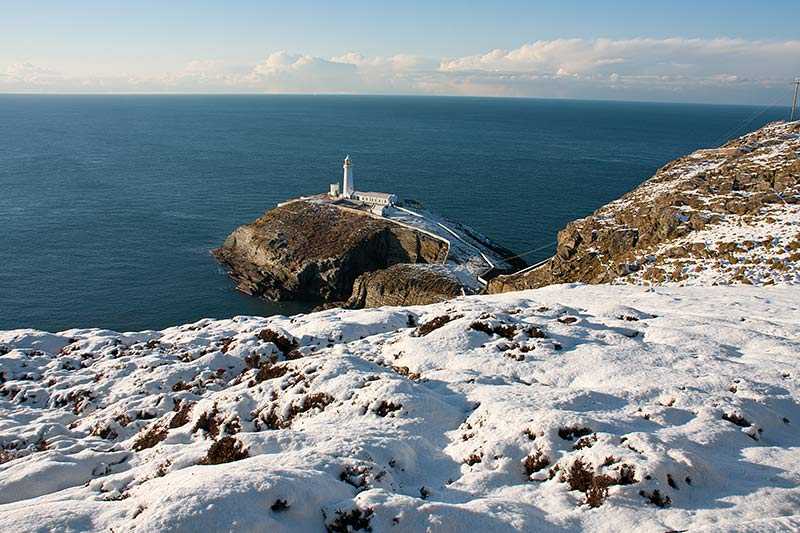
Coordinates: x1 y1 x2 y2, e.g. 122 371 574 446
639 489 671 507
523 451 550 475
244 353 261 369
616 464 637 485
285 349 304 360
193 404 221 437
340 464 371 488
91 424 118 440
325 507 373 532
391 366 421 380
573 434 598 450
132 424 168 451
415 314 461 336
171 380 192 392
464 453 482 466
563 457 595 492
469 321 517 339
169 400 193 428
526 326 548 338
586 475 614 508
262 393 334 429
722 412 751 427
257 329 298 354
219 337 235 353
253 362 289 385
199 436 249 465
602 456 619 467
558 426 593 441
223 418 241 435
374 401 402 417
0 449 15 465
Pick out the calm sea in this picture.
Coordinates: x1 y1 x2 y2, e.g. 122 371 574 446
0 95 788 332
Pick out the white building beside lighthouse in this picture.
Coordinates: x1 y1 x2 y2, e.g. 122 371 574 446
329 155 397 214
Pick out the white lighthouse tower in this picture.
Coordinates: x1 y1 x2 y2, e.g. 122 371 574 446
342 155 354 198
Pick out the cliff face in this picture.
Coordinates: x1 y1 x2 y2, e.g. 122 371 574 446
214 201 449 303
345 264 464 308
489 121 800 293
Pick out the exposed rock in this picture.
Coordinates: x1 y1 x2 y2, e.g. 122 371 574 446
345 264 464 308
214 201 448 303
489 121 800 292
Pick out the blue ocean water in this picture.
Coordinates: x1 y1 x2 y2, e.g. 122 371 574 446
0 95 788 332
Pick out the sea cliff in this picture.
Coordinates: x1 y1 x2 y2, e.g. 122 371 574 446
214 199 523 308
489 120 800 292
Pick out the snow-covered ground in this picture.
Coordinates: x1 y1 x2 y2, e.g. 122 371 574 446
2 284 799 532
619 203 800 286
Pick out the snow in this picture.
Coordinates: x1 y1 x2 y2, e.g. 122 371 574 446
620 203 800 286
2 284 799 532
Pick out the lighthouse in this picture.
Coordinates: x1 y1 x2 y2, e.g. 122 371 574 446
342 155 354 198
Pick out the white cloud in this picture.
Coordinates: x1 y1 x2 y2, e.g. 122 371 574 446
2 62 63 86
2 38 799 103
439 38 800 80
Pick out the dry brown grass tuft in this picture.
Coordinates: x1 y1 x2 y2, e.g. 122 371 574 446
257 329 298 354
722 412 751 427
0 449 15 465
252 361 289 385
132 424 168 451
563 457 595 492
415 314 462 336
639 489 672 507
464 453 483 466
169 400 193 428
523 451 550 476
585 475 614 508
469 321 517 339
199 436 249 465
325 507 374 532
192 403 221 437
374 401 402 417
558 426 593 441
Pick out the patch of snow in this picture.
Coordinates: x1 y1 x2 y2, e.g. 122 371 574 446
2 284 799 531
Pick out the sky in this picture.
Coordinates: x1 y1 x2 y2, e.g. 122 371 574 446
1 0 799 104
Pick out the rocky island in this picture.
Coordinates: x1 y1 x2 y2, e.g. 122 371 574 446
214 157 524 308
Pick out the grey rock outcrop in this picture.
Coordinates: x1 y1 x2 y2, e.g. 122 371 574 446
345 264 464 308
488 121 800 293
214 201 448 304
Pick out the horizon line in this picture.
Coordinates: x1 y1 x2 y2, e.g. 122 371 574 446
0 91 791 109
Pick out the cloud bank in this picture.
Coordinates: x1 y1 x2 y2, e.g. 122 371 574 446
2 38 799 104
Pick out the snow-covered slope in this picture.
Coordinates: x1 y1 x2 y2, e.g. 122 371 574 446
2 284 799 532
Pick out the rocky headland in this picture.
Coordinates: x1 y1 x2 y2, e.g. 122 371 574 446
214 199 523 308
489 120 800 293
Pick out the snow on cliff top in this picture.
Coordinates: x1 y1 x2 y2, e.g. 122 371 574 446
603 120 800 287
2 284 799 532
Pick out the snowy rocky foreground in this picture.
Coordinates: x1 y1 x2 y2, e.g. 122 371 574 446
1 284 800 532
